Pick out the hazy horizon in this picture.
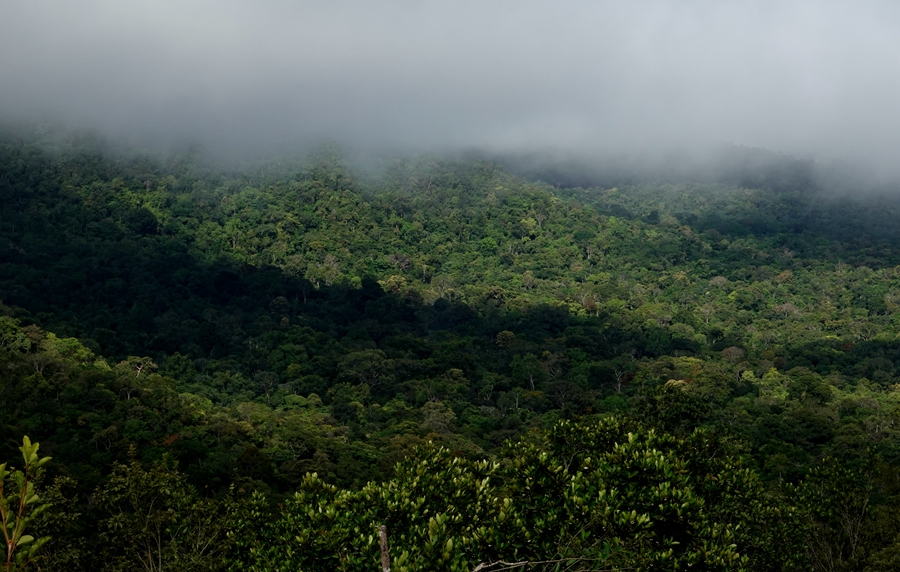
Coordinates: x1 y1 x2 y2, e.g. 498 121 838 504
2 1 898 182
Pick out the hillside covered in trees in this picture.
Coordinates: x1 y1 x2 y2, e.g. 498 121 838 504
4 127 900 570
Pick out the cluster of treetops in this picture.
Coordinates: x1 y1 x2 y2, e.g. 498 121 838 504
2 124 900 569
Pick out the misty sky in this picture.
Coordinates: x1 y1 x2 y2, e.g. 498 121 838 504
1 1 898 172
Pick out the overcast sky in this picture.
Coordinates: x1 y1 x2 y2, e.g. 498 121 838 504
1 1 898 173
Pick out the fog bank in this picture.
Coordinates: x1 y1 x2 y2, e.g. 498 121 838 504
1 1 898 180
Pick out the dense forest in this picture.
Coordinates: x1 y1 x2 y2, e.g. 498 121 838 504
3 126 900 570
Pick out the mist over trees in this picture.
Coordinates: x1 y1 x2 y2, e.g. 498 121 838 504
1 125 900 569
3 1 900 178
2 1 900 569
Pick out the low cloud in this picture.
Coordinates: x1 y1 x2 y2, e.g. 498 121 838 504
2 1 898 178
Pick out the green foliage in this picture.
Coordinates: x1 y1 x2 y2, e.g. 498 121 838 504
5 131 900 569
0 437 52 572
793 457 874 572
225 417 804 571
0 318 30 355
27 477 84 572
93 450 225 572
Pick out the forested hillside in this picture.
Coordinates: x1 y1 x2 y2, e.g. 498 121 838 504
3 129 900 570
